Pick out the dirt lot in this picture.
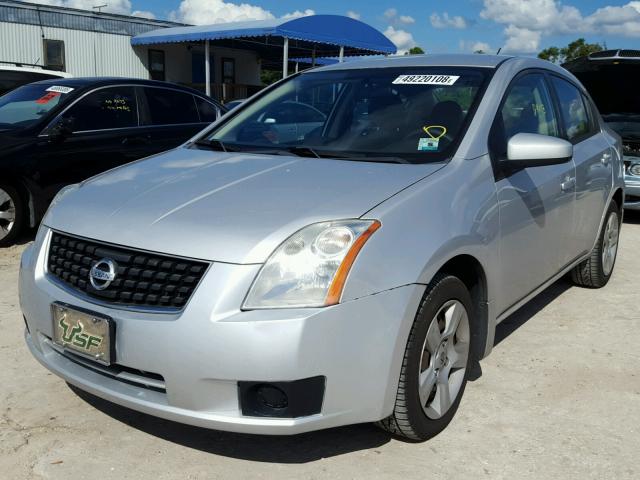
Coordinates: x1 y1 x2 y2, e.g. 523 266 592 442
1 216 639 480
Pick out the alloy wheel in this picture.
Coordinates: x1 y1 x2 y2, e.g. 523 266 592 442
0 187 16 242
602 212 619 277
418 299 470 420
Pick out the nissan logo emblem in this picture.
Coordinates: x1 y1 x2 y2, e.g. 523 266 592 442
89 258 117 290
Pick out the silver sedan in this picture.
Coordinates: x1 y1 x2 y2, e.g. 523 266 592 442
20 54 624 441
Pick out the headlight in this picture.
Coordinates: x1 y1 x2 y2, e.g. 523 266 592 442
243 219 381 309
629 163 640 176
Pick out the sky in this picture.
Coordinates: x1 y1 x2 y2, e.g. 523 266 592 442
31 0 640 55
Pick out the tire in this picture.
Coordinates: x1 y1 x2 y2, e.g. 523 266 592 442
377 273 474 441
0 183 25 248
570 200 621 288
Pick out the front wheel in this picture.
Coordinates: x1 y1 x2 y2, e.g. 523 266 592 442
571 200 621 288
0 184 24 248
377 274 474 441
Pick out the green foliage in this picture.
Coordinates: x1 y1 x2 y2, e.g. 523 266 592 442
405 46 425 55
538 38 603 64
261 69 282 86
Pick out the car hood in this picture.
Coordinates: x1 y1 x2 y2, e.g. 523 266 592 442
44 147 444 263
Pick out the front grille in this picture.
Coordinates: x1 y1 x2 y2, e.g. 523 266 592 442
48 232 209 309
620 49 640 58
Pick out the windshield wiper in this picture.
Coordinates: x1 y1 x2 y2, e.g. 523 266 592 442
194 138 229 152
283 146 321 158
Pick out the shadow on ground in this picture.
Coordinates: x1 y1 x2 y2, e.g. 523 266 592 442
70 385 394 463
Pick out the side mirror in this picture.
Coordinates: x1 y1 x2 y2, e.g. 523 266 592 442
47 117 75 142
503 133 573 169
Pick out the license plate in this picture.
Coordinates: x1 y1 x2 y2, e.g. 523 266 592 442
51 303 115 366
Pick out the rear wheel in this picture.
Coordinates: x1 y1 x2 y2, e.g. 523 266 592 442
377 274 473 441
0 184 24 247
571 200 620 288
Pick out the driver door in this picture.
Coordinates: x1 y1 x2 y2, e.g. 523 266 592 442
493 73 577 316
32 85 144 198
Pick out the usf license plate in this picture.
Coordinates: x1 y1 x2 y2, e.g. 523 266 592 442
51 303 114 366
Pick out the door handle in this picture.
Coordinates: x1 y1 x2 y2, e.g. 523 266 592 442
601 152 611 166
561 176 576 192
122 135 150 146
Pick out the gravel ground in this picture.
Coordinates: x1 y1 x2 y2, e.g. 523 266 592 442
1 215 639 480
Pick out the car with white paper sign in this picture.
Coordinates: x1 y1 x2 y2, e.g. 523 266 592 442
0 77 225 246
20 54 624 441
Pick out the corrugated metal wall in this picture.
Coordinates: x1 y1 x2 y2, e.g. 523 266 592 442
0 21 149 78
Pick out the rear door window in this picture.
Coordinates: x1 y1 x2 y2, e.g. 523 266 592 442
60 86 138 131
142 87 199 125
550 76 593 142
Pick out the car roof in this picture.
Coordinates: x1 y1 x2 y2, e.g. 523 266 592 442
314 54 512 71
309 53 574 74
27 77 217 100
0 65 73 77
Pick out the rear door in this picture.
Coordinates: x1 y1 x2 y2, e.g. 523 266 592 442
492 72 577 315
138 87 220 153
548 75 612 253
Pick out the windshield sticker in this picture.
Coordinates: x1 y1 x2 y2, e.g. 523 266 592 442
418 125 447 151
46 86 74 94
393 75 459 86
418 138 439 151
35 92 61 104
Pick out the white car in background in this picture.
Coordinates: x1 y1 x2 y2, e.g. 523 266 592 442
0 63 72 96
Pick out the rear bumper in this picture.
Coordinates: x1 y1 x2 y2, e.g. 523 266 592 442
20 228 424 435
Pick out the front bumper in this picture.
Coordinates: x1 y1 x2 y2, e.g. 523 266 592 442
624 176 640 210
624 156 640 211
20 228 424 435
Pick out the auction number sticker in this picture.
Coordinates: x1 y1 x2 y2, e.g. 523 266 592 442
392 74 459 86
46 86 75 94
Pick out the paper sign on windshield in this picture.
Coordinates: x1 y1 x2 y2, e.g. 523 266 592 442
393 75 459 86
46 86 74 94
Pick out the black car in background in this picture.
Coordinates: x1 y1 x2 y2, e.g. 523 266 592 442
0 78 225 246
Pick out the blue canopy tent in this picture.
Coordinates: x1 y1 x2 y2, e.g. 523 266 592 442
131 15 396 96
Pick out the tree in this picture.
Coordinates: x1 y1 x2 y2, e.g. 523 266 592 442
538 38 603 64
405 46 425 55
261 69 282 85
538 46 561 63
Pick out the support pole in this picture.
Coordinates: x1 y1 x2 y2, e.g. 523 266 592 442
339 46 344 63
295 62 299 73
205 39 211 97
282 37 289 78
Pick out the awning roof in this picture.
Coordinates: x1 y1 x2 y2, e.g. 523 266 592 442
130 15 397 57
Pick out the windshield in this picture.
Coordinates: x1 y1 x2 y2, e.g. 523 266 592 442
573 63 640 140
0 83 74 130
201 67 489 163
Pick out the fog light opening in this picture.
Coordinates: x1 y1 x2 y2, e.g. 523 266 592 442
256 384 288 409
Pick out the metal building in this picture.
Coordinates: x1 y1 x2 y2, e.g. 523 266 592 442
0 0 396 102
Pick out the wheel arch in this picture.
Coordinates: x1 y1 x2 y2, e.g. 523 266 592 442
432 254 490 360
612 187 623 213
